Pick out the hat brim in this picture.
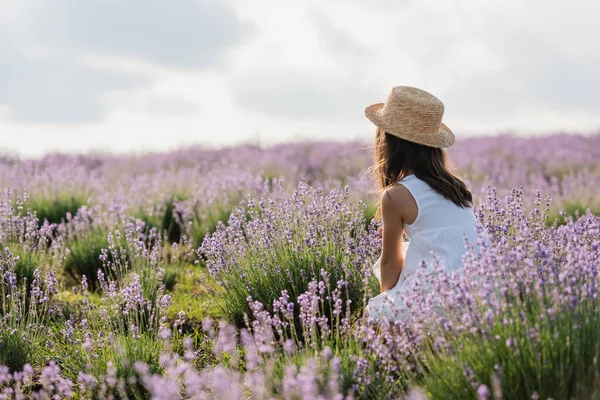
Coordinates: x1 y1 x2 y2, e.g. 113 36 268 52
365 102 455 148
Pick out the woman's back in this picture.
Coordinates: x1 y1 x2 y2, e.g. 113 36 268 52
397 174 482 280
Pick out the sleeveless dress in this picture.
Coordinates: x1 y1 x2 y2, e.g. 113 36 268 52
367 174 485 321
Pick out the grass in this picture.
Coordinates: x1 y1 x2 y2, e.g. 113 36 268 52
546 202 600 226
42 327 165 399
202 186 381 332
188 205 236 249
215 243 370 329
135 200 237 251
414 302 600 399
1 246 42 316
363 201 378 229
166 265 222 332
54 290 103 322
135 199 183 245
28 195 87 225
13 248 39 285
0 328 37 372
63 228 129 290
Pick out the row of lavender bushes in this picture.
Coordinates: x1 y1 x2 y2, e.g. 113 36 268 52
2 134 598 290
0 133 599 398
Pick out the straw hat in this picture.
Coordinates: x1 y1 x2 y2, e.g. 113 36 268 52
365 86 455 148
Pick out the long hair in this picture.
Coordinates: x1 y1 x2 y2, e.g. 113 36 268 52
371 127 472 220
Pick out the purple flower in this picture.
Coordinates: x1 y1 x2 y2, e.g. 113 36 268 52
477 384 490 400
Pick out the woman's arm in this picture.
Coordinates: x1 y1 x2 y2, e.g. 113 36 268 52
379 186 408 292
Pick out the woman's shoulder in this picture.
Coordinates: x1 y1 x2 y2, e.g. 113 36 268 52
382 183 419 224
383 182 412 204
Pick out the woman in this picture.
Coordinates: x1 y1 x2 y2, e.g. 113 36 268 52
364 86 486 321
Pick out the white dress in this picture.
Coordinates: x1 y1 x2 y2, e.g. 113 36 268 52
368 174 484 321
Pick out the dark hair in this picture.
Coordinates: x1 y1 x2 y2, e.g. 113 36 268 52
371 127 472 220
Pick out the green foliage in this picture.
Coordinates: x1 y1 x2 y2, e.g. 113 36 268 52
136 200 183 245
162 264 179 292
111 334 164 399
546 202 600 226
189 205 235 249
0 328 34 372
166 266 222 332
363 201 378 229
54 290 101 323
0 248 55 372
29 196 86 225
13 249 39 286
219 245 369 329
169 329 218 370
204 188 380 331
44 327 164 399
2 246 42 316
63 229 128 290
414 303 600 399
402 240 600 400
40 230 175 393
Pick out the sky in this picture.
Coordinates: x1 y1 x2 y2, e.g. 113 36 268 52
1 0 599 158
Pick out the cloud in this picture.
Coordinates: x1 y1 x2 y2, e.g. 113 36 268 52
144 96 201 115
443 39 600 120
233 70 379 121
0 42 148 123
325 0 410 8
0 0 253 124
36 0 255 69
440 0 600 120
310 11 370 56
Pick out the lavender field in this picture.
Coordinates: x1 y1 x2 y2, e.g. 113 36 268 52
1 133 600 399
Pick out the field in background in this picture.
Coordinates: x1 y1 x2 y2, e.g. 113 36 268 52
1 133 600 398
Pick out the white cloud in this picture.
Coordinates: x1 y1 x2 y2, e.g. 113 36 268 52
144 96 201 116
0 54 149 123
0 0 251 124
232 70 378 121
440 0 600 121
